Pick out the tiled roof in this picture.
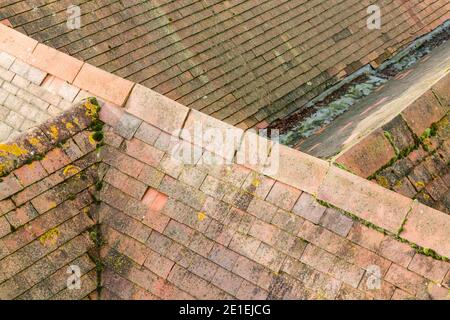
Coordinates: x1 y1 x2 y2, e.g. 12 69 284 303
0 100 99 300
298 39 450 214
0 25 449 300
1 1 449 129
0 49 85 142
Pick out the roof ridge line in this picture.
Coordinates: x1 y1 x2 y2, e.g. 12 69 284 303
0 23 448 257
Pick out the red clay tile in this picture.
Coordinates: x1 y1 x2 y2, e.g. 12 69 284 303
0 19 12 27
408 253 449 283
211 267 243 296
318 165 412 233
390 288 414 300
248 219 279 246
125 84 189 134
163 220 194 245
379 237 416 268
0 24 37 61
29 44 83 83
104 167 147 200
13 161 47 187
141 189 170 232
235 280 269 300
253 242 286 272
385 264 427 296
358 272 395 300
99 102 125 127
426 282 450 300
0 174 23 200
228 233 261 259
266 145 329 195
292 193 326 224
39 148 71 174
347 222 384 252
0 216 11 238
144 251 174 279
401 201 450 258
125 138 164 167
319 207 353 237
401 90 447 136
265 181 301 211
207 243 239 271
73 63 134 106
0 199 15 215
336 129 396 178
5 203 38 229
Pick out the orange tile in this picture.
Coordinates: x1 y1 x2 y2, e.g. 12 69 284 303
73 63 134 106
401 202 450 258
317 165 412 233
0 19 12 27
0 23 37 61
125 84 189 134
29 44 83 83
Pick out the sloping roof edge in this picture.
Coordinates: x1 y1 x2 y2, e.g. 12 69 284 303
1 23 448 258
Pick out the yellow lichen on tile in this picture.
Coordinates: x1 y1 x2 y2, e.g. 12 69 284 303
39 228 60 246
197 211 206 221
49 125 59 140
63 164 81 176
0 143 28 157
28 137 41 147
84 99 99 118
88 133 97 146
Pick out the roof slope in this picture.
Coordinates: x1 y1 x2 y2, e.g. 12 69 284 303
0 49 83 142
1 0 449 128
98 99 450 300
298 39 450 214
0 100 100 300
0 27 449 300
